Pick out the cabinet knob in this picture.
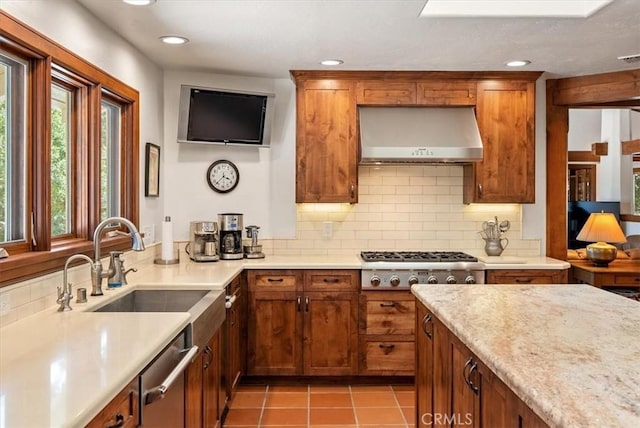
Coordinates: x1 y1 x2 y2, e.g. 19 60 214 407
106 413 125 428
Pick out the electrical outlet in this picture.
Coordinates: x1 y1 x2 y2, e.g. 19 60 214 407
142 224 155 245
322 221 333 238
0 294 10 316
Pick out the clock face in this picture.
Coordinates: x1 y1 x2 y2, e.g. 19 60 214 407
206 160 239 193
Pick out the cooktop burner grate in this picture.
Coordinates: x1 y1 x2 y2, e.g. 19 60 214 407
360 251 478 263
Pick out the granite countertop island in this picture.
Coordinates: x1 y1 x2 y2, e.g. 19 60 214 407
412 283 640 428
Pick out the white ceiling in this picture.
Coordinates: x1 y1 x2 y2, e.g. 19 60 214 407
76 0 640 79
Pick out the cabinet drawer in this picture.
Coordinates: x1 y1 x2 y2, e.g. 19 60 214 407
359 341 415 375
356 80 416 105
86 379 138 428
417 81 476 105
613 274 640 285
249 270 301 291
362 299 415 335
304 270 359 291
487 269 567 284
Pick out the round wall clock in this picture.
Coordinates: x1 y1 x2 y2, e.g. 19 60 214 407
206 160 240 193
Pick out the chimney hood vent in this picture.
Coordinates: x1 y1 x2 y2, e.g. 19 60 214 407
358 107 483 164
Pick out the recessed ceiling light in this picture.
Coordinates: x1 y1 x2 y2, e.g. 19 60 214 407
122 0 156 5
320 59 344 66
506 60 531 67
160 36 190 45
420 0 613 18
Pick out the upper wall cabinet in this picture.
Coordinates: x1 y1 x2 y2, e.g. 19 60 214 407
464 80 537 203
292 71 541 204
294 77 358 203
356 80 476 106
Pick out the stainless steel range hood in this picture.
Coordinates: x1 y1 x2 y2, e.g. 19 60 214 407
359 107 483 164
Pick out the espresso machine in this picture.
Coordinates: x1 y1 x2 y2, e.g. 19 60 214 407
185 221 220 262
218 213 244 260
244 225 265 259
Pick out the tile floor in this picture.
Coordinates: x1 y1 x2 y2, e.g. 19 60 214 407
224 384 415 427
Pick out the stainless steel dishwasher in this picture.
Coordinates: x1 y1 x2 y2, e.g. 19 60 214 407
139 327 198 427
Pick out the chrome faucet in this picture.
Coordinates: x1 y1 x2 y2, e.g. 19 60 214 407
91 216 145 296
58 254 93 311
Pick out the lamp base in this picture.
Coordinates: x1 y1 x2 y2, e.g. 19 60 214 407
585 242 617 267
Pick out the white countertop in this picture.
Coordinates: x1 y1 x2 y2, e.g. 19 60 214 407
412 283 640 428
476 255 570 270
0 253 568 427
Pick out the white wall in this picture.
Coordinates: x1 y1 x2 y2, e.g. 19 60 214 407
1 0 165 238
162 71 296 241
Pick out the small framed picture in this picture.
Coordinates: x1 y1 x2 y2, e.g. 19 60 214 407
145 143 160 197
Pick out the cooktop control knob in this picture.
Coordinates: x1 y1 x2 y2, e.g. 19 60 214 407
427 275 438 284
465 275 476 284
389 275 400 287
446 275 457 284
408 275 419 286
370 275 381 287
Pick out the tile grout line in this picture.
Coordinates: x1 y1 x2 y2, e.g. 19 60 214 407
349 384 361 428
392 386 410 428
257 385 269 428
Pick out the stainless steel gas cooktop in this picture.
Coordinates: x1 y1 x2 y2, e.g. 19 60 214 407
360 250 485 290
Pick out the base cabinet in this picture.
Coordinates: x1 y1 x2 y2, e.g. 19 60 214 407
225 273 245 404
186 328 223 428
359 291 415 375
86 379 138 428
416 299 548 428
247 270 359 376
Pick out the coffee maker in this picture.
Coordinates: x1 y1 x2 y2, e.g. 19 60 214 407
186 221 220 262
218 213 244 260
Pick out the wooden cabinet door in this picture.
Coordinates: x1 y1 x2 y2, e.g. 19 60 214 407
451 340 480 428
86 379 139 428
225 281 245 403
416 81 476 106
247 290 303 375
464 80 536 203
416 302 434 428
203 330 222 428
303 291 359 375
295 79 358 203
477 362 521 428
356 80 417 105
185 347 204 428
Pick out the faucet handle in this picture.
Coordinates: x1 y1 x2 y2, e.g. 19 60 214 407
123 267 137 285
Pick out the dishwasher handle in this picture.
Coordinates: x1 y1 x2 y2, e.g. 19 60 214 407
144 345 199 405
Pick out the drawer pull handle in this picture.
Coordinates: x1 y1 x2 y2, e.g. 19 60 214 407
267 278 284 283
379 343 395 354
106 414 125 428
323 278 340 283
515 278 533 283
305 296 310 312
422 313 433 338
380 302 397 308
297 296 302 312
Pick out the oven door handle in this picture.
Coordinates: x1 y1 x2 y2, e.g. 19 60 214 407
144 345 199 405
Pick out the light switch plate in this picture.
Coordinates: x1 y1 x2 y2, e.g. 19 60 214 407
322 221 333 238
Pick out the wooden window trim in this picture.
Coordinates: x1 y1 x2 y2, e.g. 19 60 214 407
0 11 139 287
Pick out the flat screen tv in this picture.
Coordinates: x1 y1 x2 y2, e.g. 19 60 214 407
177 85 275 147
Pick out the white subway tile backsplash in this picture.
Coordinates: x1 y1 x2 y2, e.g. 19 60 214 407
2 166 543 327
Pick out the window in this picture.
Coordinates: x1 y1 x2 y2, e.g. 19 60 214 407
51 83 72 236
634 167 640 214
0 11 140 287
0 51 27 245
101 98 121 221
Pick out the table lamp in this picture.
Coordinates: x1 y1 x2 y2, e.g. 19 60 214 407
576 212 627 267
